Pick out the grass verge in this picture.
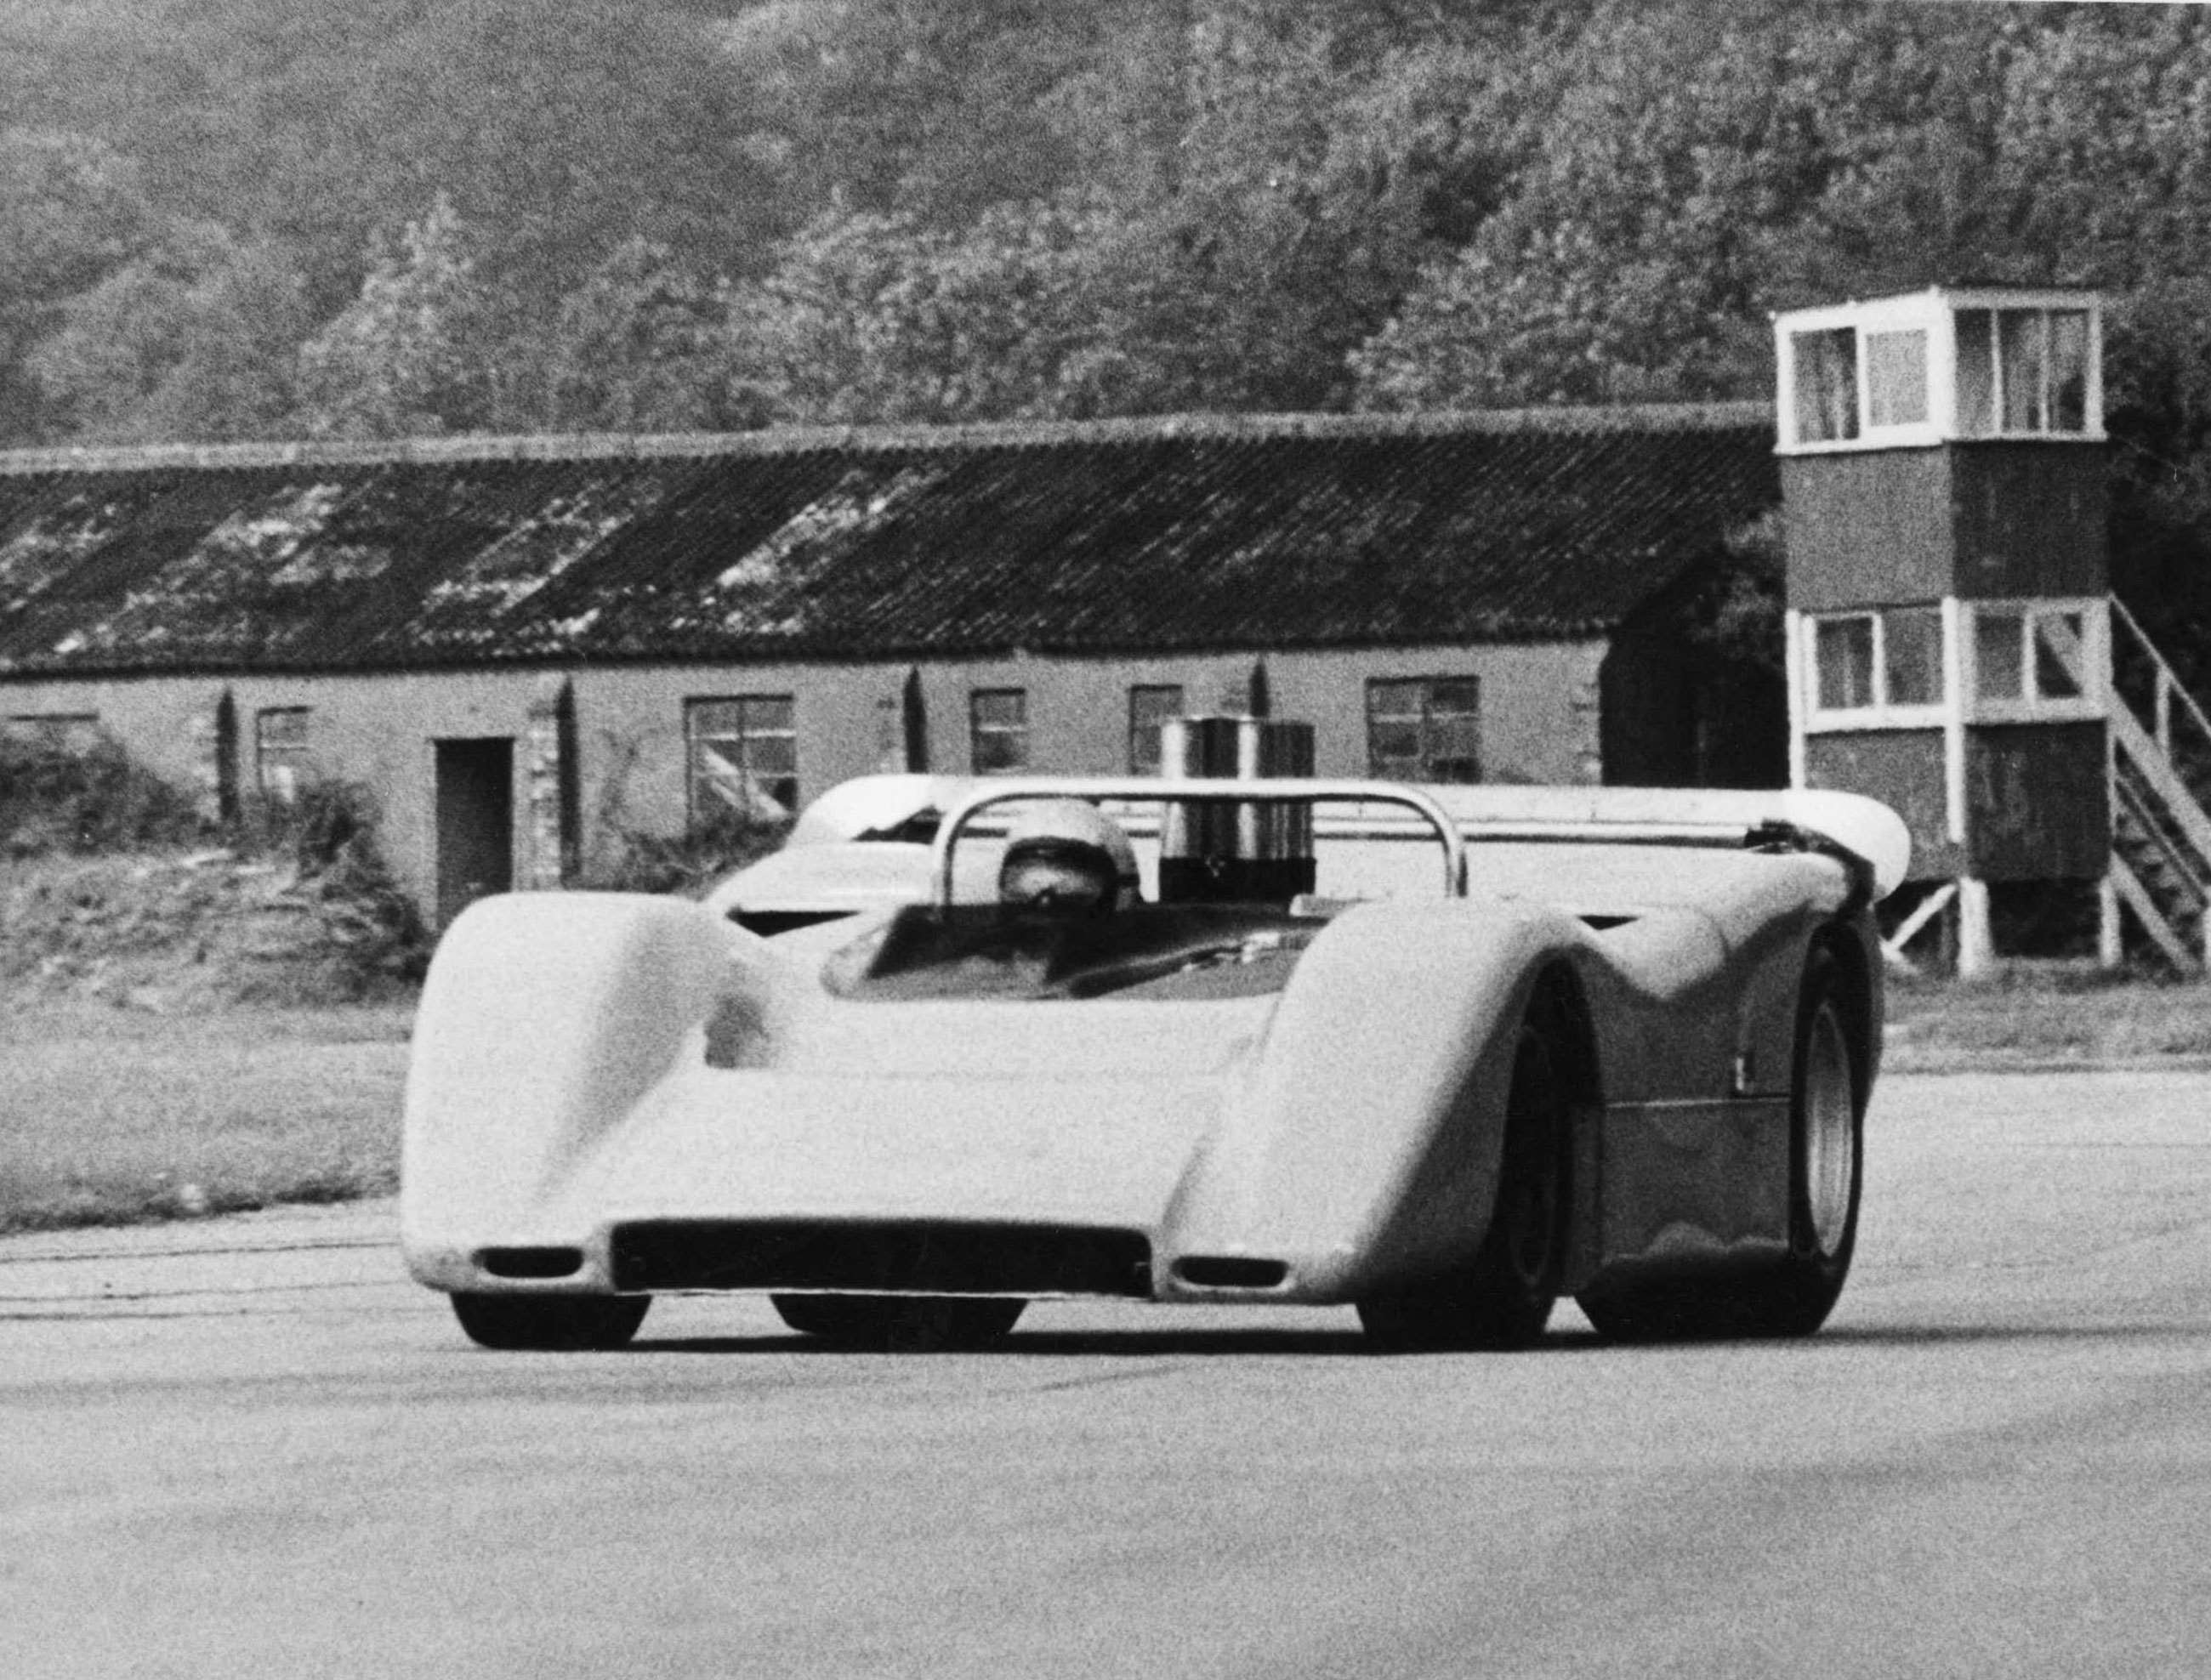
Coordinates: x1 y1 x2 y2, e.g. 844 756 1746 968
1886 968 2211 1071
0 1000 411 1235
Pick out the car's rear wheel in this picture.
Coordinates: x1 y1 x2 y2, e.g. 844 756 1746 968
1577 943 1864 1342
450 1291 651 1351
771 1293 1026 1351
1357 995 1572 1353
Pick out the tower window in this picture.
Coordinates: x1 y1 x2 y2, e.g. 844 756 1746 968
1865 331 1929 429
1956 308 2093 438
1884 608 1944 707
1791 327 1859 444
1971 604 2094 707
1957 601 2103 721
1974 610 2026 701
1808 610 1947 722
1776 290 2100 451
1814 616 1875 712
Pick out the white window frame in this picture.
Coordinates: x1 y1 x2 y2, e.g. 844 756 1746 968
1128 684 1185 773
685 694 799 821
1799 607 1949 731
1365 675 1482 784
5 712 101 752
1774 287 2102 454
1960 598 2107 724
969 688 1030 776
255 706 312 803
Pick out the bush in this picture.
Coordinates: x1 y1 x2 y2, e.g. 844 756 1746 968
247 780 431 991
0 743 431 1003
583 807 790 898
0 732 205 856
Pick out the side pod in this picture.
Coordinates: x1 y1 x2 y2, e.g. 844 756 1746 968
401 894 745 1269
1161 900 1580 1302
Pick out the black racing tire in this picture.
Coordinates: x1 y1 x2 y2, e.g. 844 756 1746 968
450 1291 651 1351
1577 942 1865 1342
770 1294 1026 1351
1357 994 1572 1353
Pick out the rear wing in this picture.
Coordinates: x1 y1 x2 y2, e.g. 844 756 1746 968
1344 785 1912 902
935 778 1908 905
723 775 1911 917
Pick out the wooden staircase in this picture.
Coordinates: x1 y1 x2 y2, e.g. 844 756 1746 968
2108 595 2211 973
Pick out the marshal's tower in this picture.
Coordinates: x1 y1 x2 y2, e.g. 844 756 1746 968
1773 287 2110 972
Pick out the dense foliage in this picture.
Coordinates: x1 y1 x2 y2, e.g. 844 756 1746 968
3 0 2208 640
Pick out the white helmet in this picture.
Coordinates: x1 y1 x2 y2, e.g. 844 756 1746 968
998 799 1140 914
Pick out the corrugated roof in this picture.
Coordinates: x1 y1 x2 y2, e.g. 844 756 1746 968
0 405 1780 678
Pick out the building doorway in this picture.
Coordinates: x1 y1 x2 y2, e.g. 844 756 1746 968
435 737 514 926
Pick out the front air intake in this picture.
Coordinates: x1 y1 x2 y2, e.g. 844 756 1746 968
475 1246 585 1279
609 1221 1153 1297
1172 1256 1289 1290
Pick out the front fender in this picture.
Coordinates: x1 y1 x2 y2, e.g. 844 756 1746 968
400 893 748 1277
1159 899 1583 1302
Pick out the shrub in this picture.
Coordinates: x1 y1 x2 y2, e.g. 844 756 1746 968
582 806 790 898
0 732 205 856
247 780 432 991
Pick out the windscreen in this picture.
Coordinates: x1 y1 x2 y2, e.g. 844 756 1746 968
821 902 1323 1003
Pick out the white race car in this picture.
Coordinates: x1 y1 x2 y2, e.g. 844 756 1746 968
401 772 1907 1352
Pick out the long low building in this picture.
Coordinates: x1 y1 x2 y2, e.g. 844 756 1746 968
0 405 1781 922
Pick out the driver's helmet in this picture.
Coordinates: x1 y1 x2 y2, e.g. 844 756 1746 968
998 799 1140 915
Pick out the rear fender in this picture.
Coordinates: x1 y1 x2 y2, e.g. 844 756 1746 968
401 894 770 1270
1160 900 1580 1302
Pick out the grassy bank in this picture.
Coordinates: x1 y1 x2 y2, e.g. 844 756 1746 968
0 1001 411 1234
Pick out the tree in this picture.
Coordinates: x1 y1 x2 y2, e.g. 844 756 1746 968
0 128 170 442
542 239 735 434
26 227 310 442
292 194 506 439
1350 1 1845 410
724 194 1123 426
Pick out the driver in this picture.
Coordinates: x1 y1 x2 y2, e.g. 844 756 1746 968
997 799 1140 917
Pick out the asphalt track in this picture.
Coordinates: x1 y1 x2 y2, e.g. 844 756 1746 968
6 1068 2211 1679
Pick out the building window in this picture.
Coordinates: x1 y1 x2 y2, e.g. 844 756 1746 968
1969 603 2096 713
1790 326 1859 444
1128 684 1185 772
1956 308 2092 437
687 695 797 820
5 712 100 753
969 689 1029 775
1367 677 1481 783
255 707 311 803
1808 608 1946 721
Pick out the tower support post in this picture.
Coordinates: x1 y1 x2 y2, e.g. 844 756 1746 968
1957 876 1995 979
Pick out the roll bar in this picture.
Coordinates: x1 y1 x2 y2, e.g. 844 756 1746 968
929 777 1469 908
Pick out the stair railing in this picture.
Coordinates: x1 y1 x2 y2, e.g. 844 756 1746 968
2107 594 2211 970
2112 594 2211 768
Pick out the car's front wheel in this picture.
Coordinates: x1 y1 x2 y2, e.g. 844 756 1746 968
1357 990 1573 1353
449 1291 651 1351
1578 942 1864 1342
771 1294 1026 1351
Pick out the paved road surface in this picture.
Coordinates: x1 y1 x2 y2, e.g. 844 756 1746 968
5 1069 2211 1678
